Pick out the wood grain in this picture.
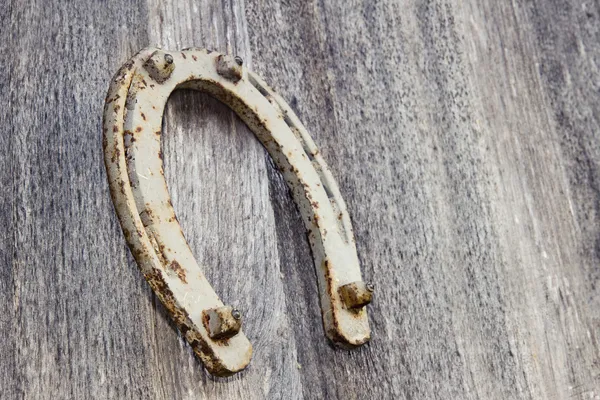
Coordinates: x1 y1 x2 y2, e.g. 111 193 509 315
1 0 599 398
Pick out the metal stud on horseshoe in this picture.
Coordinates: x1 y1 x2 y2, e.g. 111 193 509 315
103 48 372 376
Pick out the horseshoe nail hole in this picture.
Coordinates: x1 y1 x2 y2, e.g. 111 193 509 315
283 114 294 128
289 127 315 162
322 182 334 199
253 83 270 97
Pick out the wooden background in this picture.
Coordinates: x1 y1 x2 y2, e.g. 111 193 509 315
1 0 599 398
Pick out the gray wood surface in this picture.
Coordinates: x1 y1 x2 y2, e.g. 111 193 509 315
1 0 599 398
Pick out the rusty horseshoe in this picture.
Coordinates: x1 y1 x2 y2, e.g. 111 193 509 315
103 48 372 376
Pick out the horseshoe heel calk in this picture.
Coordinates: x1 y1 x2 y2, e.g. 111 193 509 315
103 48 372 376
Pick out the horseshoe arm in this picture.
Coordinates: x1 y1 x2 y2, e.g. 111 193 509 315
103 48 371 376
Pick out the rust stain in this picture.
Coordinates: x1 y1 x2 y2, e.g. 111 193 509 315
169 260 187 283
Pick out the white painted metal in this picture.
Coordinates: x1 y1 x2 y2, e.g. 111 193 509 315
103 47 371 376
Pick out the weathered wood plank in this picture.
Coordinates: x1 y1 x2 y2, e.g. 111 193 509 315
1 0 599 399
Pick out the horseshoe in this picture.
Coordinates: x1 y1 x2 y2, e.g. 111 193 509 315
102 47 373 376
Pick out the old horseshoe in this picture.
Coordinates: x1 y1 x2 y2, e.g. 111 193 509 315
103 48 373 376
